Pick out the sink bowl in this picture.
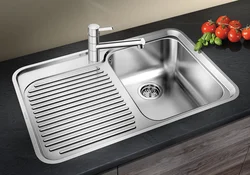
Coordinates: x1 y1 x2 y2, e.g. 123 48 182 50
106 30 238 120
12 29 239 164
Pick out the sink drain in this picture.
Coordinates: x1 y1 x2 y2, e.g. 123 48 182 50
139 83 162 99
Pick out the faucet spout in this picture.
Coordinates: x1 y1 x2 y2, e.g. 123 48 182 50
96 38 145 50
88 23 146 63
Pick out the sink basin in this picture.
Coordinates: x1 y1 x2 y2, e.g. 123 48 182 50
106 30 238 120
12 29 239 164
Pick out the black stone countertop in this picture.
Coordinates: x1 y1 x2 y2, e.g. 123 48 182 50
1 1 250 174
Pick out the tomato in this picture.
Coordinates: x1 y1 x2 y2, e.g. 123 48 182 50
215 25 230 40
229 20 242 30
228 29 242 42
242 26 250 40
201 20 216 34
216 15 231 25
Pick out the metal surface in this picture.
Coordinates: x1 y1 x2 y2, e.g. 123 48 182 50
88 23 145 63
13 29 239 164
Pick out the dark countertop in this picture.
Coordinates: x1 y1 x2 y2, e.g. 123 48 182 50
1 1 250 174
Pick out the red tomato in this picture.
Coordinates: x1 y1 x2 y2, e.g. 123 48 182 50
201 20 216 34
216 15 231 25
242 27 250 40
228 29 242 42
229 20 242 30
215 25 230 40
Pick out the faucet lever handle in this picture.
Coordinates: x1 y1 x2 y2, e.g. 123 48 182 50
99 27 113 32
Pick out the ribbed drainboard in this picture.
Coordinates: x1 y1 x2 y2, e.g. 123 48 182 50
24 66 136 159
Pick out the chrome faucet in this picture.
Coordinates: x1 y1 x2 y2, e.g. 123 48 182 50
88 24 146 63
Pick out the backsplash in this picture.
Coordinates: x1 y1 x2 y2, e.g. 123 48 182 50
0 0 235 62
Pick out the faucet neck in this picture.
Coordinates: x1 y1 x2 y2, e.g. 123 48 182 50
88 24 113 63
88 24 101 63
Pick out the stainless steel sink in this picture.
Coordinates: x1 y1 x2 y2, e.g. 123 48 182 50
106 30 238 120
12 29 239 164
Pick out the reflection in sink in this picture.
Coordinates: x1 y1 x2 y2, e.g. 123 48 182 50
107 33 238 121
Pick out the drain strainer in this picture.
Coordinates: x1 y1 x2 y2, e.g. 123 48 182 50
139 83 162 99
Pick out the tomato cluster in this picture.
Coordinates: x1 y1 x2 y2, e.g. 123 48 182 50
201 16 250 43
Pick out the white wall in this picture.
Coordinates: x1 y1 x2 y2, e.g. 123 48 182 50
0 0 235 62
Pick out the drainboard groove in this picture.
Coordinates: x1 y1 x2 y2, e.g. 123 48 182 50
36 102 127 124
33 66 100 88
30 83 115 106
35 97 123 119
59 125 136 154
24 66 136 162
41 107 131 137
44 115 134 146
28 76 111 99
31 86 117 110
48 120 136 152
28 73 108 97
33 90 119 113
33 93 121 116
37 100 126 131
29 70 104 93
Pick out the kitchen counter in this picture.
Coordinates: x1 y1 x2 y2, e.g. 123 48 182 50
1 0 250 174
